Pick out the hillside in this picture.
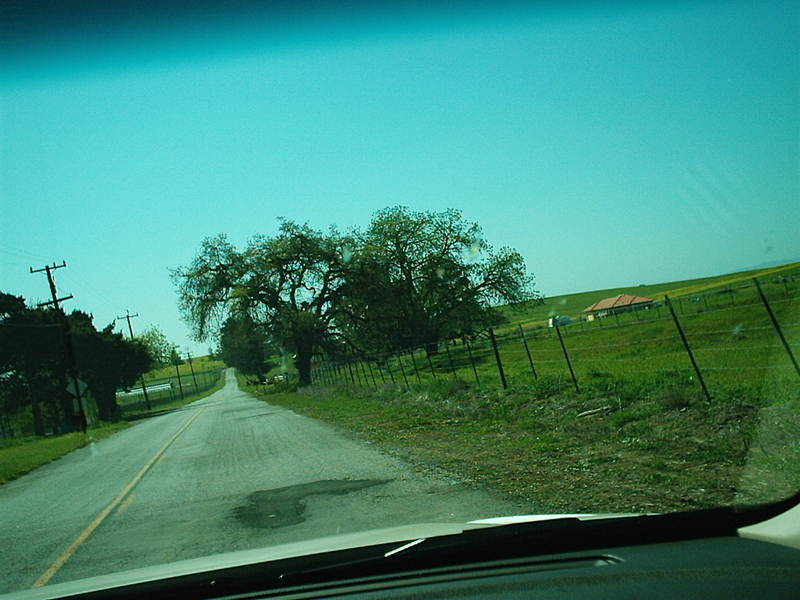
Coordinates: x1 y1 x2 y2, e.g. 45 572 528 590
500 261 800 331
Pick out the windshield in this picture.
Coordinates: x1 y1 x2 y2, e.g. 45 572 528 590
1 0 798 594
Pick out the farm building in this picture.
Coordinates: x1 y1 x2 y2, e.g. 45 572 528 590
583 294 654 320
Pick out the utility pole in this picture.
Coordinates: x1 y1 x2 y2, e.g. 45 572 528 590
30 261 87 433
116 311 152 410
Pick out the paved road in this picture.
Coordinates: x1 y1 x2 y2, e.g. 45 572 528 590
0 370 528 594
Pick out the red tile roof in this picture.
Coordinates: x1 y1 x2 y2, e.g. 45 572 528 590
584 294 653 313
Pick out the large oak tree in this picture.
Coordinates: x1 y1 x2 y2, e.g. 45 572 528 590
172 221 351 386
342 207 537 354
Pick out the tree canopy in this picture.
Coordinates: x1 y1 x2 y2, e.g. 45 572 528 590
0 293 154 433
172 208 537 386
342 207 536 354
218 313 274 377
172 221 351 385
138 326 174 368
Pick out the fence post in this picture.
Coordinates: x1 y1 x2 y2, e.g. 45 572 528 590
358 357 370 387
518 324 538 380
396 354 410 388
445 343 457 379
488 327 508 390
174 362 185 400
346 357 356 385
366 361 378 388
664 295 712 402
374 360 387 384
426 351 437 379
386 356 396 384
409 350 422 383
754 278 800 380
555 325 580 394
465 339 480 385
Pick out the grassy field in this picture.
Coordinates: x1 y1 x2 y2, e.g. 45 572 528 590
244 261 800 514
143 355 226 383
499 261 800 330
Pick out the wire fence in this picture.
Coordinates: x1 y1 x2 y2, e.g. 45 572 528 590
312 275 800 401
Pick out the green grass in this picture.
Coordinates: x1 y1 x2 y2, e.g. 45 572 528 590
321 263 799 405
500 261 800 330
143 355 226 383
0 422 130 485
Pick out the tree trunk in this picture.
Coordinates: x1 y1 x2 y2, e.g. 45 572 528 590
96 390 119 422
294 344 313 387
31 398 45 436
424 340 440 356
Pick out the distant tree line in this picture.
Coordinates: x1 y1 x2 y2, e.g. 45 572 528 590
0 294 165 435
172 207 537 386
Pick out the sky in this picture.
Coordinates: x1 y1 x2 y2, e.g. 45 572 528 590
1 0 798 355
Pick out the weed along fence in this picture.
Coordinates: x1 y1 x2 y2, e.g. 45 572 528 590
312 275 800 401
116 367 224 413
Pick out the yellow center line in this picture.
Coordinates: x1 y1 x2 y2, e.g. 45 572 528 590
31 408 206 588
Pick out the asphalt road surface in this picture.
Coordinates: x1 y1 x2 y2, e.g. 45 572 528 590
0 369 528 594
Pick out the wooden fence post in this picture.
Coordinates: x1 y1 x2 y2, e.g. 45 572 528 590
396 354 410 388
426 352 437 379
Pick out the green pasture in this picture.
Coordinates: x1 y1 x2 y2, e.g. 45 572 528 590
316 261 800 405
143 355 226 383
500 261 800 330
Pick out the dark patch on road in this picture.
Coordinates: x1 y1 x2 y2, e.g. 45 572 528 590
234 479 392 529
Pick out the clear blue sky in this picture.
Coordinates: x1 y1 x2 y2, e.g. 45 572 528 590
1 0 798 355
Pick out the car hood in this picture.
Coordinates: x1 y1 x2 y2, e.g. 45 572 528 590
4 513 617 600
